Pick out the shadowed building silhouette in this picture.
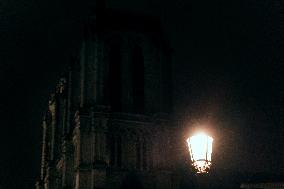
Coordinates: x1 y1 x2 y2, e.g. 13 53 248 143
35 2 183 189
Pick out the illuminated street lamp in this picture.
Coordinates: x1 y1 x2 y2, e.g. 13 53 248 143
186 133 213 174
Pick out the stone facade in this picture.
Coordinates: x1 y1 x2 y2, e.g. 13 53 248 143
36 5 178 189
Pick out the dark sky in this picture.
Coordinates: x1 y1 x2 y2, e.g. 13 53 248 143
1 0 284 188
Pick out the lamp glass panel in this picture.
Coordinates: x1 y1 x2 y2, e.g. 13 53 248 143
189 134 207 161
207 137 213 161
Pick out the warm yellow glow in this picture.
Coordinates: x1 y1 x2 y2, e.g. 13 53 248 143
186 132 213 173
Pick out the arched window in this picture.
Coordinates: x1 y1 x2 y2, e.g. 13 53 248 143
109 43 122 111
132 46 144 113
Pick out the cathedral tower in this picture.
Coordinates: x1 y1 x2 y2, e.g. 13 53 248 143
36 4 175 189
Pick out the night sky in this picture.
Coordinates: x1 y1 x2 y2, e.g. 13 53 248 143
1 0 284 188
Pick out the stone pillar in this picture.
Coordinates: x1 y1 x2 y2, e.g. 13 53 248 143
73 110 108 189
62 139 74 189
92 113 108 188
35 180 44 189
74 168 93 189
40 119 48 180
45 166 59 189
73 112 92 189
48 95 57 161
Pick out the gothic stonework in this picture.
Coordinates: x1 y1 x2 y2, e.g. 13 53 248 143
36 5 177 189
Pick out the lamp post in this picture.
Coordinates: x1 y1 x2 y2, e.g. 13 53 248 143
186 132 213 189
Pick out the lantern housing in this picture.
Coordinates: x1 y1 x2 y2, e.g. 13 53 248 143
186 133 213 173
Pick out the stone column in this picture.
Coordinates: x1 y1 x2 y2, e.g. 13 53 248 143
92 114 108 188
40 119 48 180
62 139 74 189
